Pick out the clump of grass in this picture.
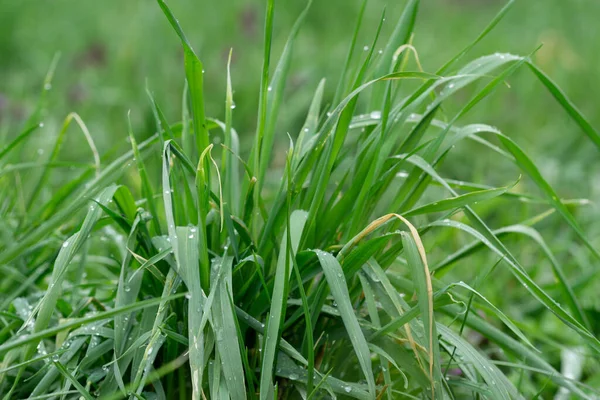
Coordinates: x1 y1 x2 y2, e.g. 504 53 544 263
1 0 599 399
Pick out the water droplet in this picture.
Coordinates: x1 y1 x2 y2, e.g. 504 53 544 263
62 241 69 248
363 45 369 51
344 386 352 393
289 373 298 380
39 122 44 128
44 83 52 91
378 49 383 55
230 103 236 109
268 86 272 92
124 286 131 292
370 111 382 119
185 293 192 299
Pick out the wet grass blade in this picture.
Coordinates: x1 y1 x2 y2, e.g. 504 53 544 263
315 250 376 397
399 226 440 398
212 256 246 399
0 293 186 355
259 210 307 400
438 324 520 400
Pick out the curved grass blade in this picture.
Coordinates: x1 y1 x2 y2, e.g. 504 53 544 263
428 219 600 352
438 324 521 400
527 62 600 150
495 132 600 261
388 153 600 351
403 180 517 217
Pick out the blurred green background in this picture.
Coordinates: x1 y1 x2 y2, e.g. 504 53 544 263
1 0 599 236
2 0 599 169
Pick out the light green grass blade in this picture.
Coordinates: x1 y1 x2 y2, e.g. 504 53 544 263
212 256 246 399
259 210 308 400
113 216 144 360
359 273 398 400
399 230 441 398
293 78 325 169
315 250 376 398
195 145 214 292
27 186 117 347
176 224 204 399
222 50 240 216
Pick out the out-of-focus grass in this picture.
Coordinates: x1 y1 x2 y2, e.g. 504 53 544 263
2 1 599 165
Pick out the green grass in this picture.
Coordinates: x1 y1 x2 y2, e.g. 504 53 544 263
1 0 600 398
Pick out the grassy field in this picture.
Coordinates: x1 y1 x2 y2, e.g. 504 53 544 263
1 0 600 398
